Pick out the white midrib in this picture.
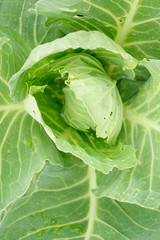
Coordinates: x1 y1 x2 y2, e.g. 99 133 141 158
0 103 24 112
124 107 160 132
85 167 97 240
19 0 26 35
115 0 139 46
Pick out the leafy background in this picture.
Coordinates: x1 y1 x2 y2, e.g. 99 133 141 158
0 0 65 211
36 0 160 59
1 0 160 239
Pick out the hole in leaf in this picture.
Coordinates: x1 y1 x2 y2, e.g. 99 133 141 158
76 14 85 17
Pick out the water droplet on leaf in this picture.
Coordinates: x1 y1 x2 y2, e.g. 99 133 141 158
86 3 91 11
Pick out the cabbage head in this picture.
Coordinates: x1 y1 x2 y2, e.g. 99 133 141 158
9 31 138 173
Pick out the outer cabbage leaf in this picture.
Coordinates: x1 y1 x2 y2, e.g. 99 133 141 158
0 155 160 240
0 0 67 212
0 0 64 50
0 27 63 211
36 0 160 60
94 60 160 208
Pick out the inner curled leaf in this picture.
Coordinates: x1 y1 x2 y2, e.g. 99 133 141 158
53 53 123 143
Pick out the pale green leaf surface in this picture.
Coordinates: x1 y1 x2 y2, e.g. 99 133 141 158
140 59 160 83
0 155 160 240
0 27 63 211
0 0 65 211
94 60 160 208
45 16 114 40
63 86 96 133
0 0 64 50
36 0 160 59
